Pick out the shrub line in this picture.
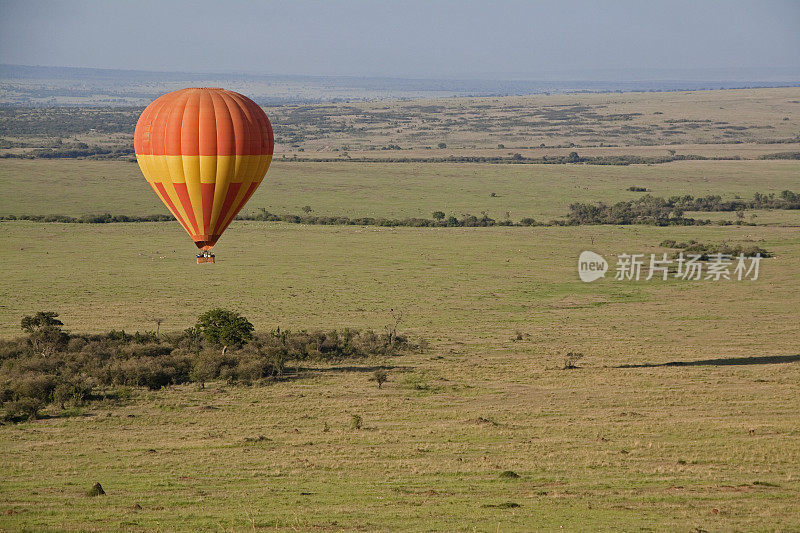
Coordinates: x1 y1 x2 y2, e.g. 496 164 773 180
1 310 418 422
3 191 798 228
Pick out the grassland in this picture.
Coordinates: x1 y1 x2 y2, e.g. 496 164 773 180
2 158 799 223
2 87 800 530
2 221 800 530
3 87 800 161
271 88 800 156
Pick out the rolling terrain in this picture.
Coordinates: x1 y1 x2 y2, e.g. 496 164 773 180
1 87 799 530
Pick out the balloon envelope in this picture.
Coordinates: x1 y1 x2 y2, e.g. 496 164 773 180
134 88 274 250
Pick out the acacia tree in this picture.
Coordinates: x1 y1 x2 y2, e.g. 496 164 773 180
196 308 254 355
21 311 63 333
21 311 68 356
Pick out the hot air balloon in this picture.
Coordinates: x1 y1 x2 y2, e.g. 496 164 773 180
134 88 274 263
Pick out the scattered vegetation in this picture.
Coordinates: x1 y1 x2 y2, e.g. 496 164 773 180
0 310 417 423
0 213 173 223
239 208 518 227
659 240 771 259
372 369 388 389
279 153 721 165
0 107 140 136
482 502 521 509
1 89 798 530
759 151 800 160
0 142 134 160
678 190 800 211
86 482 105 497
563 352 584 369
7 191 797 230
243 435 271 444
566 191 800 226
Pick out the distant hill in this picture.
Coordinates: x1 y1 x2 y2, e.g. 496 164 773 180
1 64 799 106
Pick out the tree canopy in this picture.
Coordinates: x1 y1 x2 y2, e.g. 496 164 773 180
196 308 254 351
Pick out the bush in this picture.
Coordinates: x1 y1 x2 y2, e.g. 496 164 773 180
563 352 584 369
66 337 87 352
221 354 272 384
28 326 69 356
105 354 191 390
52 375 94 408
21 311 69 356
21 311 63 333
372 369 388 389
759 152 800 160
0 338 29 361
3 397 43 422
189 350 232 386
660 239 771 259
11 373 58 404
0 371 57 421
119 343 173 358
196 309 254 353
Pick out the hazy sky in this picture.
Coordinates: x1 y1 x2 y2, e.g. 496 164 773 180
1 0 798 79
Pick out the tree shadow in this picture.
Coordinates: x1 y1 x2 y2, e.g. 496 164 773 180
276 364 403 382
617 354 800 368
294 364 400 374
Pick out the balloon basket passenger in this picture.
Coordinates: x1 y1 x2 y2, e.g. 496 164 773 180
196 250 215 264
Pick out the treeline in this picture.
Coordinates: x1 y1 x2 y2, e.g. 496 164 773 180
238 208 539 227
0 107 142 136
0 310 416 423
660 239 771 259
668 190 800 211
4 191 798 229
0 142 134 160
282 153 720 166
566 191 800 226
0 214 172 223
758 151 800 160
566 195 702 226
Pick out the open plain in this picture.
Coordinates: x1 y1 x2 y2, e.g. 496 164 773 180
2 88 800 530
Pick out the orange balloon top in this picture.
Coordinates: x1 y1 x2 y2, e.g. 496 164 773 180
134 88 274 157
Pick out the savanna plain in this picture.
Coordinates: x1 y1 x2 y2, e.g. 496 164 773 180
1 88 800 531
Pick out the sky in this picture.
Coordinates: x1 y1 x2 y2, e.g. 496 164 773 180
0 0 798 79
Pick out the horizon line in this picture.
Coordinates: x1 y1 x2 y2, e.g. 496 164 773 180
3 63 800 84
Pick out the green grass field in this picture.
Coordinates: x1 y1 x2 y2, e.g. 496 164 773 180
2 88 800 530
2 158 799 222
2 219 799 530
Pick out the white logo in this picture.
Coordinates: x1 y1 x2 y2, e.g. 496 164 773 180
578 251 608 282
577 251 761 282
